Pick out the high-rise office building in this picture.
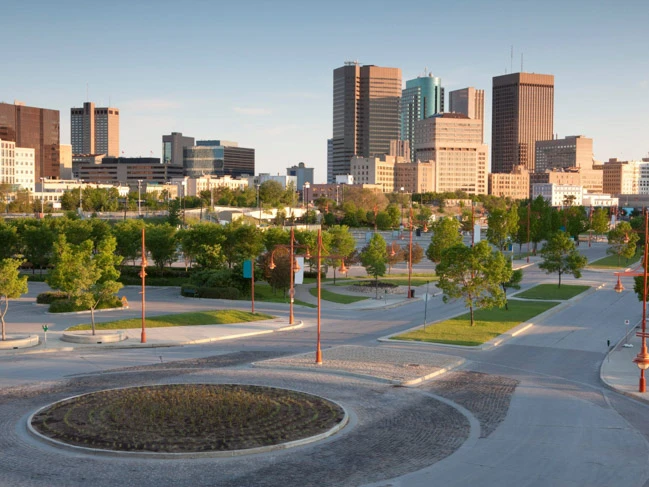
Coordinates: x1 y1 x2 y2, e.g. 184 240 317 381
449 87 484 143
194 140 255 177
535 135 593 173
330 62 401 182
162 132 195 166
414 113 488 195
0 101 60 180
71 102 120 156
491 72 554 174
401 73 443 160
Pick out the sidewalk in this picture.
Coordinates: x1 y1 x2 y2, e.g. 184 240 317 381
600 323 649 403
2 317 303 355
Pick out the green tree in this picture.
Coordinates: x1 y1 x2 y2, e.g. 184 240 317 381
375 211 392 230
47 236 94 302
259 180 284 207
0 258 28 340
20 221 57 272
562 206 588 240
112 219 145 265
0 223 19 260
325 225 356 283
538 232 588 288
84 236 123 334
426 218 462 263
607 221 639 266
223 223 264 267
590 208 609 239
262 227 290 252
146 224 178 270
502 263 523 311
487 204 519 251
435 241 512 326
167 199 182 227
360 233 388 299
177 223 225 268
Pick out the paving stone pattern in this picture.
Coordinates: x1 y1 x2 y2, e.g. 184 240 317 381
255 345 463 384
0 351 516 486
424 370 519 438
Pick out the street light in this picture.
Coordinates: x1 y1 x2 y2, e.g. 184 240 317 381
137 180 143 217
268 226 310 325
614 209 649 392
256 184 261 226
139 227 148 344
312 228 347 364
39 177 45 215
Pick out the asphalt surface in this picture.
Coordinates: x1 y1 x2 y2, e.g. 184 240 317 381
2 241 649 486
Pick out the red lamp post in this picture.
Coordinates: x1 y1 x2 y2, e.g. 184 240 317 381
269 226 310 325
139 227 147 344
614 209 649 392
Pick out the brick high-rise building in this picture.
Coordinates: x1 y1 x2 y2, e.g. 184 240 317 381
330 62 401 182
491 72 554 174
71 102 120 156
0 101 60 180
449 87 485 144
414 113 488 195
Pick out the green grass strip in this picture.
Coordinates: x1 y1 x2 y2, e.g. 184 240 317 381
308 287 368 304
254 284 317 308
67 310 275 331
589 248 642 269
515 284 590 300
393 300 557 346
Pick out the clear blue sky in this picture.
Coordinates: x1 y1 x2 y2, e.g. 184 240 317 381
2 0 647 183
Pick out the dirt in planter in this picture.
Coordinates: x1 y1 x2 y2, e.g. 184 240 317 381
31 384 345 453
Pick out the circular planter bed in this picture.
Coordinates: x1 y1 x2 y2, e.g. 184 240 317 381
29 384 346 455
0 335 39 350
61 330 127 344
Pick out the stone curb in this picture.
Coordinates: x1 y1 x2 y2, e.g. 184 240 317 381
599 320 649 406
0 334 39 350
45 306 129 316
379 284 603 350
25 384 349 459
61 331 127 344
2 321 303 354
252 352 466 387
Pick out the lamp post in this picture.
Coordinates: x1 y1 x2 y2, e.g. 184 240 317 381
137 180 143 217
256 184 261 226
313 228 347 365
407 207 414 298
139 227 148 343
269 226 309 325
614 209 649 392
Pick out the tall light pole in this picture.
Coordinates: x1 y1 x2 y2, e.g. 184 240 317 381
137 180 143 217
634 209 649 392
139 227 148 344
408 207 413 298
256 184 261 226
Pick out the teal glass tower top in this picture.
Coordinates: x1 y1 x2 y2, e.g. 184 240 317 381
401 73 444 160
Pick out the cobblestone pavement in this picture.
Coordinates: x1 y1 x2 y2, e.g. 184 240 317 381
422 371 519 438
254 345 465 384
0 351 518 487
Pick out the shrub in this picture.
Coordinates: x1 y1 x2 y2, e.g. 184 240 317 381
182 286 241 300
303 271 326 279
37 291 68 304
48 296 124 313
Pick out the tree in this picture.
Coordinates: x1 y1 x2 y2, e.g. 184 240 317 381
590 208 609 238
177 223 225 269
435 241 512 326
562 206 589 241
607 221 639 266
360 233 388 299
487 204 519 251
146 224 178 270
501 263 523 311
410 242 424 266
0 258 28 340
84 236 123 334
538 232 588 288
386 243 404 274
112 219 145 265
259 180 284 207
426 218 462 263
325 225 356 283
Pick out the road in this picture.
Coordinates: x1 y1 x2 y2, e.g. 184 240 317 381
1 241 649 486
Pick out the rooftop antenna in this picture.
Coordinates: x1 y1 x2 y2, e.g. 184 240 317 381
521 53 524 72
510 45 513 73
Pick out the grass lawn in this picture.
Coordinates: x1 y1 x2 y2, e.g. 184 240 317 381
589 249 642 269
254 284 317 308
308 287 368 304
515 284 590 300
393 300 557 346
67 310 275 331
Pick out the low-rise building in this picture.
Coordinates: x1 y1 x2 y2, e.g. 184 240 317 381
582 192 619 208
532 183 583 207
286 162 314 190
488 165 529 199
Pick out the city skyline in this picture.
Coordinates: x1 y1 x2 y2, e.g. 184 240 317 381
2 0 648 183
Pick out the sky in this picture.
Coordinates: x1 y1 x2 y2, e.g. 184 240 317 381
2 0 648 183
